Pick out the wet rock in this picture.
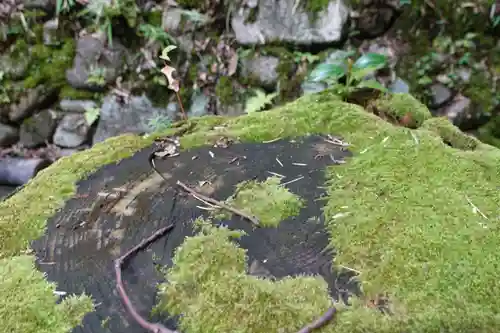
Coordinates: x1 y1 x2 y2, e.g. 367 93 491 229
19 109 57 148
53 113 91 148
2 85 57 123
240 55 280 90
66 34 128 91
59 99 98 113
93 94 172 144
388 77 410 94
231 0 349 45
189 91 211 117
0 123 19 147
429 83 454 109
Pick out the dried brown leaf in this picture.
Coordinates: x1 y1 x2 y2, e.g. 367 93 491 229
161 64 180 92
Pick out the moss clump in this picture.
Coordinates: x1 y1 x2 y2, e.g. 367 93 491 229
3 92 500 332
373 93 432 127
156 221 333 333
421 116 480 150
59 86 103 100
215 76 239 105
22 39 76 90
218 176 305 227
0 255 93 333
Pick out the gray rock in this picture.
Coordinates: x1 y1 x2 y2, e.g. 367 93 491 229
0 123 18 147
93 94 172 144
66 34 128 91
388 77 410 94
240 55 280 90
188 91 211 117
19 109 57 148
53 113 90 148
3 85 56 123
59 99 98 113
43 18 59 45
435 94 471 125
429 83 454 108
231 0 349 45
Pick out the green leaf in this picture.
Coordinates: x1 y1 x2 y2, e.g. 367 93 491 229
355 80 388 93
245 89 277 113
308 63 345 83
160 45 177 61
352 53 388 72
84 107 100 126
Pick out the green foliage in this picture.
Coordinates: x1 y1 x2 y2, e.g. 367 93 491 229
244 89 277 113
307 52 389 100
147 114 172 133
215 75 238 106
138 23 175 47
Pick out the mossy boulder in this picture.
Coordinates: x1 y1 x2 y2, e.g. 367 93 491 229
1 92 500 333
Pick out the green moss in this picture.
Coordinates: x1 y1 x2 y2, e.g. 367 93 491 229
156 221 333 333
262 47 303 103
216 176 305 227
3 92 500 332
0 255 93 333
59 86 103 100
304 0 330 14
175 0 204 9
215 76 238 105
373 93 432 127
421 117 480 150
22 39 76 90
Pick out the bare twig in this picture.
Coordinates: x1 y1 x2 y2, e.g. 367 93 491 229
115 224 180 333
296 307 337 333
176 180 260 226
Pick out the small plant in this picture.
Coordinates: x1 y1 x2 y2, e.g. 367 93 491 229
84 106 100 126
159 45 187 120
244 89 277 113
147 114 172 132
307 52 388 100
293 51 320 65
86 66 106 87
138 23 175 47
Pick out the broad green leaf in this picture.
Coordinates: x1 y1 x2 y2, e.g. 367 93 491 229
355 80 388 93
352 53 388 72
84 107 100 126
308 63 345 83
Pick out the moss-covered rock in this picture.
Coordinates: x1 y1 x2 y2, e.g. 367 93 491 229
2 92 500 333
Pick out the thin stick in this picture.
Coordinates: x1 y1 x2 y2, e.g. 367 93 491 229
177 180 260 226
296 307 337 333
114 224 180 333
175 91 187 121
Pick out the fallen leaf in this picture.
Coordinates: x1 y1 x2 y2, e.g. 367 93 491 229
161 64 180 92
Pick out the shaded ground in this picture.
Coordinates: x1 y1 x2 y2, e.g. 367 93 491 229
31 134 354 333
